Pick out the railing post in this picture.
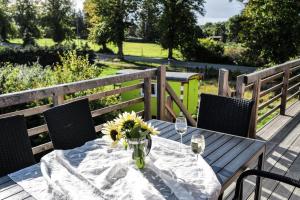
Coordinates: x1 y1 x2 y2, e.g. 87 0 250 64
143 77 152 121
157 66 166 120
218 69 230 97
236 75 246 98
249 79 261 138
280 67 290 115
52 94 64 106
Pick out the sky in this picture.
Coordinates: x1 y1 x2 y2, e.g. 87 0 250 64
74 0 245 25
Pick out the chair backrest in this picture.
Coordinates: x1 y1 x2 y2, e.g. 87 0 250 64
0 115 35 176
197 93 254 137
43 98 96 150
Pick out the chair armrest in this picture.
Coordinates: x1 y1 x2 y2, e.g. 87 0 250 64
233 169 300 200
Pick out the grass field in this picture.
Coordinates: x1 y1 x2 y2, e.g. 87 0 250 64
8 38 183 59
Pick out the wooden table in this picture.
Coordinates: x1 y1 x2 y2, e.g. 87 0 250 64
0 120 266 200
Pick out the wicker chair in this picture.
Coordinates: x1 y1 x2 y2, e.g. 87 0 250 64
43 98 97 150
197 93 254 137
233 169 300 200
0 115 35 177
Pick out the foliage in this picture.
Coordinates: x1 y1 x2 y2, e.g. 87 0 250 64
239 0 300 65
201 22 227 42
0 46 95 66
13 0 40 46
137 0 160 42
0 1 13 41
89 0 139 59
181 38 233 64
41 0 74 43
158 0 205 59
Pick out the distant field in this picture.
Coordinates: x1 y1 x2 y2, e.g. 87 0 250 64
8 38 183 59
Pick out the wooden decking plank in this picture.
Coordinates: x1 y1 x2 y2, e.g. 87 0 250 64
267 132 300 199
289 188 300 200
245 127 300 200
224 103 300 200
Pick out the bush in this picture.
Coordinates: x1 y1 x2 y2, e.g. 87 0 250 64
181 38 233 64
0 45 95 66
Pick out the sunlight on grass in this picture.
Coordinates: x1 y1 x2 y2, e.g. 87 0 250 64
8 38 183 59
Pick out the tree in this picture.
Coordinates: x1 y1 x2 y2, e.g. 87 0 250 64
0 1 12 42
91 0 139 59
41 0 74 43
13 0 39 45
138 0 160 42
227 15 243 42
239 0 300 65
158 0 205 59
84 0 111 51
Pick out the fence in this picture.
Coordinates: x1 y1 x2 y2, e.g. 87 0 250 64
0 66 195 156
218 59 300 138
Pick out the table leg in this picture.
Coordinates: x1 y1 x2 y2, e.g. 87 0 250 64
254 153 264 200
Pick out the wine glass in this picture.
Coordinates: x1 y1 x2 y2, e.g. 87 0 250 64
191 134 205 160
175 117 187 150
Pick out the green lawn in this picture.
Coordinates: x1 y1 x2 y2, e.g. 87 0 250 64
8 38 183 59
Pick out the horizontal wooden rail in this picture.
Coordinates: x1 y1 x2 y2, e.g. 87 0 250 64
287 82 300 92
261 72 284 85
28 125 48 137
260 83 283 97
257 104 281 123
258 93 282 110
0 104 51 119
65 83 144 103
287 91 300 102
0 69 156 108
290 65 300 72
91 97 144 117
32 142 53 155
165 82 197 127
288 73 300 83
245 59 300 84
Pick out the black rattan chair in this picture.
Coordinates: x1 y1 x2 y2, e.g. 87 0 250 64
197 93 254 137
43 98 96 150
0 115 35 177
233 169 300 200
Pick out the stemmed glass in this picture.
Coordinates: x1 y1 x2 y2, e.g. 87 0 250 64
191 134 205 160
175 117 187 150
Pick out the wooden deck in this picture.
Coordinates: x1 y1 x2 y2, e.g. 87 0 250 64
224 101 300 200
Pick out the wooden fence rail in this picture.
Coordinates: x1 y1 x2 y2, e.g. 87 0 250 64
0 66 196 156
218 58 300 138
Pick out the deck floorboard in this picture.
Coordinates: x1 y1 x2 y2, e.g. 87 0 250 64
224 101 300 200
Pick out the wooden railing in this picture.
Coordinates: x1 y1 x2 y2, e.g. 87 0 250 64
218 59 300 138
0 66 196 156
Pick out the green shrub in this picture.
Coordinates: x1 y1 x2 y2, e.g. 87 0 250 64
0 45 95 66
180 38 233 64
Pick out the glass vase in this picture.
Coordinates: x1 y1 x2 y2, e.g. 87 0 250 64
127 138 151 169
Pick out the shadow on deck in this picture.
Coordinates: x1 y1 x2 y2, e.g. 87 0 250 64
224 101 300 200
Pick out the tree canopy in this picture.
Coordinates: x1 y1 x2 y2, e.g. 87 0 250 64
41 0 74 43
239 0 300 65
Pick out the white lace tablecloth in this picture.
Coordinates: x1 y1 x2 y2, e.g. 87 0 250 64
9 136 221 200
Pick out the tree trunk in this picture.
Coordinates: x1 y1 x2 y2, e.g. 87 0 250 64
117 41 124 59
168 48 173 59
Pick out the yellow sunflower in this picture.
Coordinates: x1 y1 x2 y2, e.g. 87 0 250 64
102 121 122 142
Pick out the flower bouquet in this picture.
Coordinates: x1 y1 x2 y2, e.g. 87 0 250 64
102 112 159 169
